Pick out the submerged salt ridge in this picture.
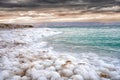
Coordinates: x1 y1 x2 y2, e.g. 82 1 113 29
0 28 120 80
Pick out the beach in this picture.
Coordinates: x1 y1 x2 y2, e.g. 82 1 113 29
0 0 120 79
0 27 120 80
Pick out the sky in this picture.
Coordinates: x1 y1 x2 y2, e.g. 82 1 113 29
0 0 120 23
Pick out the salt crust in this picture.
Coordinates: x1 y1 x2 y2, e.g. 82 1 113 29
0 28 120 80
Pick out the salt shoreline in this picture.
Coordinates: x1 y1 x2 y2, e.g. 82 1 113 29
0 28 120 80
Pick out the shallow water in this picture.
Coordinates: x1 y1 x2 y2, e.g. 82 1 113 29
45 27 120 59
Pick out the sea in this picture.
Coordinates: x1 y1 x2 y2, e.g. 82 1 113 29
43 23 120 59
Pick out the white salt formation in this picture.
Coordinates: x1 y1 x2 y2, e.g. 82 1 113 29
0 28 120 80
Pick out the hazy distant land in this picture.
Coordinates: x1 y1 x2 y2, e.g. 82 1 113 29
0 23 33 29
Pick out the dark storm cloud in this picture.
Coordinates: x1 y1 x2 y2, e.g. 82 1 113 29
84 0 113 3
0 0 120 11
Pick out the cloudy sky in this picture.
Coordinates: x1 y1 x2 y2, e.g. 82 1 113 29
0 0 120 23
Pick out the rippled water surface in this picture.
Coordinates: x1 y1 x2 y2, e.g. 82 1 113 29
45 27 120 59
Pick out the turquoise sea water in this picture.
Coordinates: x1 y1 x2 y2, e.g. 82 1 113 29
45 27 120 59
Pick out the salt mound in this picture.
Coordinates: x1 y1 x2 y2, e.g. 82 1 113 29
0 28 120 80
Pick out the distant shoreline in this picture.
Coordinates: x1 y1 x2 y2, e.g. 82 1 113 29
0 23 33 29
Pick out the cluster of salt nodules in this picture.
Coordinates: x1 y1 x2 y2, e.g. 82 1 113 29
0 28 120 80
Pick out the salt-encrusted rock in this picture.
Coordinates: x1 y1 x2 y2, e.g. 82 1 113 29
54 59 66 70
12 67 23 75
62 77 68 80
101 78 111 80
73 65 90 80
32 61 45 69
88 69 100 80
99 72 111 79
42 60 53 68
60 69 73 77
20 63 29 70
11 76 21 80
12 61 20 66
21 76 30 80
34 64 44 70
30 68 42 80
71 75 84 80
61 60 74 69
2 56 12 69
50 72 61 80
38 76 47 80
111 75 120 80
0 70 10 80
46 66 56 71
